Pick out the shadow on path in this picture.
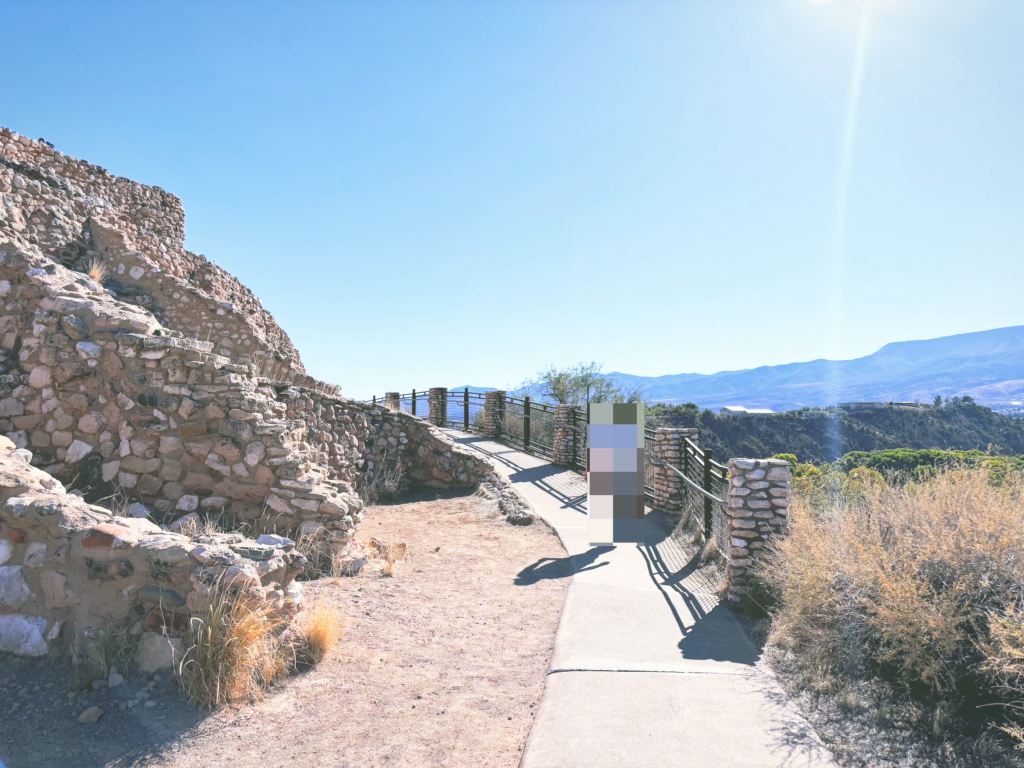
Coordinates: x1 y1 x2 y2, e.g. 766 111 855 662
451 433 587 514
453 432 759 666
515 546 614 586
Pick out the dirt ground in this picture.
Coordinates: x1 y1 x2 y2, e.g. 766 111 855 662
0 490 571 768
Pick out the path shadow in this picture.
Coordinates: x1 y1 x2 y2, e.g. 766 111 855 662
639 513 760 667
515 546 614 586
448 433 588 514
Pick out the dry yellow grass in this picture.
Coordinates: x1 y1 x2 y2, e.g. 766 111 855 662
177 586 288 709
292 602 343 668
85 258 108 283
760 466 1024 738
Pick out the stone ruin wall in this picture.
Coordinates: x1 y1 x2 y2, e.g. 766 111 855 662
0 127 303 378
0 437 308 667
0 128 497 660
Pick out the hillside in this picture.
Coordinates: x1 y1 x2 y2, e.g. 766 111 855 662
648 399 1024 465
612 325 1024 412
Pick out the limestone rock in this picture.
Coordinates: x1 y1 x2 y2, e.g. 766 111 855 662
0 565 33 609
0 614 48 656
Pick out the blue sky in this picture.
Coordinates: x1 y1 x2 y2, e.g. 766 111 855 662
4 0 1022 399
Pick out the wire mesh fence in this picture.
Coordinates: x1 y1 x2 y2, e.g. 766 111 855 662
643 428 657 506
444 389 488 433
500 397 557 459
678 437 730 556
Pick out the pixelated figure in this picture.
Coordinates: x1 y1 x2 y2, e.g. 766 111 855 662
587 402 645 544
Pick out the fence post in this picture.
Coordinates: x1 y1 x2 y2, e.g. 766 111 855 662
428 387 448 427
483 390 506 438
552 404 573 467
523 396 531 453
725 458 792 610
372 395 376 406
703 449 713 542
384 392 400 412
464 388 470 430
412 389 417 416
650 428 695 514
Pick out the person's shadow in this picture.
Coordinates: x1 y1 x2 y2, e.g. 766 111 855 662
515 546 614 586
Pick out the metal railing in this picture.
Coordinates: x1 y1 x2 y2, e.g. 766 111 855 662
444 388 488 433
643 427 657 506
500 396 557 459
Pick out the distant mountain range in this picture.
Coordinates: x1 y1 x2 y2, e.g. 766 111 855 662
608 325 1024 412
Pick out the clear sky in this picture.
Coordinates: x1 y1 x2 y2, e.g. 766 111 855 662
4 1 1022 398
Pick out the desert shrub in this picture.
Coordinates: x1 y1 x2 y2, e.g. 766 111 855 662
772 453 798 472
760 467 1024 739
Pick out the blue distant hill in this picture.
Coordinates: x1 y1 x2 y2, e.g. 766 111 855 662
608 325 1024 412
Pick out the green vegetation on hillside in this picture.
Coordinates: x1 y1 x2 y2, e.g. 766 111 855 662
647 399 1024 464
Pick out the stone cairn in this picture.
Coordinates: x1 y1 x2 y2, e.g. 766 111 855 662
384 392 401 412
724 458 792 608
648 428 697 514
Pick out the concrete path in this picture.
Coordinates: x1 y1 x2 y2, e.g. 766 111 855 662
449 432 837 768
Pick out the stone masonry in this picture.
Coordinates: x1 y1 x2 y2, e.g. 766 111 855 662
724 458 792 608
551 404 585 467
649 428 697 514
482 390 506 438
428 387 447 427
0 128 498 657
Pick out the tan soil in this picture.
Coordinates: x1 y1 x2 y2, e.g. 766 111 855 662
135 492 570 768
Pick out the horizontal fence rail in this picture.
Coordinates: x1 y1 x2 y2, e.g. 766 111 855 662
445 389 488 433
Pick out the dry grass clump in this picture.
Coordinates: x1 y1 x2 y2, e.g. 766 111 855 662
291 603 343 669
177 582 341 709
178 587 288 708
361 457 406 505
85 257 108 283
760 467 1024 741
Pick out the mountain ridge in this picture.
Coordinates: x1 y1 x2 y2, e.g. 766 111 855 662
608 325 1024 412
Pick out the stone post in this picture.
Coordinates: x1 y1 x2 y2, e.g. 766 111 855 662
552 404 585 467
725 458 792 609
482 390 506 437
384 392 400 412
650 428 697 514
428 388 448 427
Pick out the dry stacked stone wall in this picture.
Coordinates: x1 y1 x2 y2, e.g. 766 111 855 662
0 127 501 657
0 127 303 376
0 436 307 665
724 458 792 608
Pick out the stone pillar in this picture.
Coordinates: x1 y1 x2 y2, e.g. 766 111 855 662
650 428 697 514
482 390 506 437
552 404 585 467
725 458 792 609
384 392 400 412
428 388 448 427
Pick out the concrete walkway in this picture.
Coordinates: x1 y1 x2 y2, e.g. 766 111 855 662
449 432 837 768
